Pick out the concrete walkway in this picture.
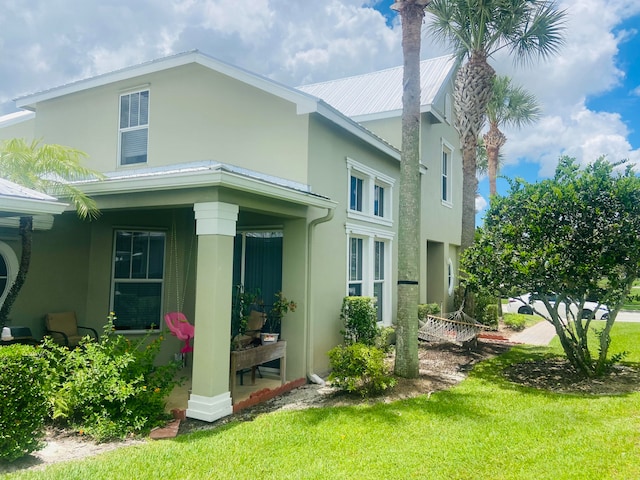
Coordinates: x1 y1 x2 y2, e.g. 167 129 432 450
509 320 557 346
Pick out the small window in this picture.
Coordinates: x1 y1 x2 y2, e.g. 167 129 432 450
447 258 455 296
119 90 149 165
350 175 364 212
374 241 385 321
111 230 165 331
442 144 452 205
348 237 363 296
374 184 384 217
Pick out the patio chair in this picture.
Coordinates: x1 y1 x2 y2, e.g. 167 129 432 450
45 311 99 348
164 312 195 353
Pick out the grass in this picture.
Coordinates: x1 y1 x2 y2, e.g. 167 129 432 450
5 324 640 480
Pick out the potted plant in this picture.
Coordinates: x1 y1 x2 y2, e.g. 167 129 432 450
261 291 297 345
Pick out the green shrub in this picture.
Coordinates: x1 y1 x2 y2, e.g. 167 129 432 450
327 343 396 396
47 316 182 442
481 304 499 329
503 313 527 331
340 296 379 346
0 345 49 462
418 303 441 319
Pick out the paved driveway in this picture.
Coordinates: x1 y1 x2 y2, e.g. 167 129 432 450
614 310 640 322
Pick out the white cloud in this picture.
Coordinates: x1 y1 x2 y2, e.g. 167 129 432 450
490 0 640 179
1 0 639 189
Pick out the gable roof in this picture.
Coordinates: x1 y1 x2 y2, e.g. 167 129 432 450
297 55 457 122
14 50 399 161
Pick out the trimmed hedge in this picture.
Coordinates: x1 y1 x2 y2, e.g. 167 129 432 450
0 344 49 462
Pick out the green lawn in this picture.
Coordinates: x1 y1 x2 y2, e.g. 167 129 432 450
5 324 640 480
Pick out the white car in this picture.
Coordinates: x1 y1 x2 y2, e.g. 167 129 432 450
506 293 610 320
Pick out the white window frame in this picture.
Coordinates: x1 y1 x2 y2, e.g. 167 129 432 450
441 140 453 207
0 242 18 308
110 229 166 333
346 223 394 325
118 88 150 166
347 157 394 226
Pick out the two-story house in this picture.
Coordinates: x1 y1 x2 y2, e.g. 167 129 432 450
0 50 461 422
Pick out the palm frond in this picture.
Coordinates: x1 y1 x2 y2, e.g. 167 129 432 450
0 138 103 220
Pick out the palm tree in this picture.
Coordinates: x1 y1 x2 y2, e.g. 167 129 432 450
0 138 102 324
484 75 541 197
391 0 431 378
427 0 566 250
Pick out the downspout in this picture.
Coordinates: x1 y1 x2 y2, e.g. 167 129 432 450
306 207 335 385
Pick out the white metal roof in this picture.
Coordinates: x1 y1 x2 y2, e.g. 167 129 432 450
297 55 456 121
0 177 68 217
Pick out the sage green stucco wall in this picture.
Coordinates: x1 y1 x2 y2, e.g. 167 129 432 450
306 115 400 374
30 64 309 183
0 116 35 141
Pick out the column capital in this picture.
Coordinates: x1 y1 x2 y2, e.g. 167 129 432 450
193 202 239 236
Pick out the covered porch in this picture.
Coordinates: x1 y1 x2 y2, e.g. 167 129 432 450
77 162 337 422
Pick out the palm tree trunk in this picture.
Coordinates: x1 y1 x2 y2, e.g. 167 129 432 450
0 216 33 325
454 52 495 250
483 124 506 197
394 0 426 378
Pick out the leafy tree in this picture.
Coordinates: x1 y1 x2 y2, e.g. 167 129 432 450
483 75 541 197
0 138 102 325
391 0 431 378
463 157 640 376
427 0 566 250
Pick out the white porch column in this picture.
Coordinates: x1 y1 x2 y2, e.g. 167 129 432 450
186 201 238 422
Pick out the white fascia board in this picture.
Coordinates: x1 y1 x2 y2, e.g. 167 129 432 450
0 196 68 216
15 51 319 115
0 110 35 127
315 103 400 161
80 170 337 210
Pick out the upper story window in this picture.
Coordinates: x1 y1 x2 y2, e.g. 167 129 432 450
111 229 165 331
119 90 149 166
347 158 394 226
350 175 364 212
441 141 453 207
374 184 385 217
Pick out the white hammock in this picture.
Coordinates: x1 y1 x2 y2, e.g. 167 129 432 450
418 311 488 346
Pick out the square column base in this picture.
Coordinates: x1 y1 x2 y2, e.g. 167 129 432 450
186 392 233 422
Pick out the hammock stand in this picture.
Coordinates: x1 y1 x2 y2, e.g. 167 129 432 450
418 311 489 347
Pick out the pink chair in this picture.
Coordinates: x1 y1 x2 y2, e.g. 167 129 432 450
164 312 195 353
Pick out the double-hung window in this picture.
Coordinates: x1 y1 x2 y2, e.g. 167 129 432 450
119 90 149 166
346 225 393 324
348 237 363 296
111 230 165 331
350 176 364 212
441 141 453 206
347 158 394 225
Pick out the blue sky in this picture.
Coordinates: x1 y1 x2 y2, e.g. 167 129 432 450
0 1 639 223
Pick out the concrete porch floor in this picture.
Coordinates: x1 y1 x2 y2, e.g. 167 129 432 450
164 366 283 414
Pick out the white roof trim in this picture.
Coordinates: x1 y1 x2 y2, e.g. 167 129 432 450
77 161 337 210
0 196 67 216
0 110 35 127
13 50 397 160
